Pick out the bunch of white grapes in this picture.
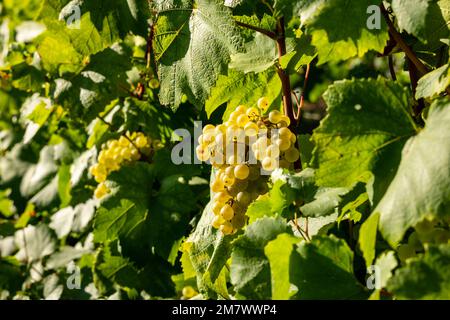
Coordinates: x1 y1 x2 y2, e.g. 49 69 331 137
90 132 155 199
397 218 450 264
196 97 300 235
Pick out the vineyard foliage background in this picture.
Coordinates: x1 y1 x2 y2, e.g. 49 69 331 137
0 0 449 300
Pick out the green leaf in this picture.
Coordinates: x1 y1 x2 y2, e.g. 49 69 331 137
54 44 132 122
230 33 277 73
14 224 57 263
290 234 367 299
295 0 389 64
358 212 379 267
264 233 298 299
391 0 450 48
388 243 450 299
184 201 235 297
205 68 281 119
374 251 398 289
153 0 244 108
230 217 290 299
37 0 150 74
416 64 450 99
377 99 450 246
312 78 417 194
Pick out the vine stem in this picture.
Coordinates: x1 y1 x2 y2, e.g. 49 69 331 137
380 4 428 76
235 21 277 40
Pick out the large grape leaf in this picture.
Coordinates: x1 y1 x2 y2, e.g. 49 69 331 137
416 64 450 99
230 217 290 299
391 0 450 49
388 244 450 299
264 233 298 299
37 0 149 74
376 99 450 246
290 234 367 299
153 0 244 109
53 44 132 122
293 0 389 64
184 201 236 298
312 78 417 204
205 68 281 119
93 163 155 243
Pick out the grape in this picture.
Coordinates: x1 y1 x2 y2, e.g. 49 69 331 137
246 107 260 118
236 191 251 206
214 191 231 203
195 100 299 234
284 147 300 163
257 97 269 112
220 221 234 235
220 204 235 220
269 110 282 124
234 164 249 180
182 286 197 299
212 201 223 215
211 180 225 193
90 132 155 199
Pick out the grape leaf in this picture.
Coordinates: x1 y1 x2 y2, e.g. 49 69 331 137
392 0 450 48
388 244 450 299
312 78 417 199
230 217 290 299
230 33 277 73
153 0 244 109
264 233 298 299
358 212 379 267
416 64 450 99
294 0 389 64
184 201 235 298
290 234 367 299
376 99 450 246
205 68 281 119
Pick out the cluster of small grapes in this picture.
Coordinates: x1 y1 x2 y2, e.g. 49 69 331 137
397 218 450 264
196 97 300 235
89 132 154 199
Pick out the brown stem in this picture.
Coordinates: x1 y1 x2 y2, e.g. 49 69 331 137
388 55 397 81
275 17 302 170
380 4 428 76
293 63 311 124
235 21 277 40
407 57 426 118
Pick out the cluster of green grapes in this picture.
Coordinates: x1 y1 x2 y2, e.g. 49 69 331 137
397 218 450 264
196 97 300 235
90 132 155 199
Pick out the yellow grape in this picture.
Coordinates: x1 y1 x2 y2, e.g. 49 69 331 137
214 191 231 203
222 174 235 187
246 107 260 118
220 221 234 235
220 204 235 220
237 114 250 127
211 180 225 193
212 215 225 229
276 137 291 151
182 286 197 299
257 97 269 112
234 164 249 180
235 105 247 114
268 110 282 124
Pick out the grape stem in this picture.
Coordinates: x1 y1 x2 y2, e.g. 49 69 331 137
96 114 145 157
236 15 302 170
380 4 428 76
